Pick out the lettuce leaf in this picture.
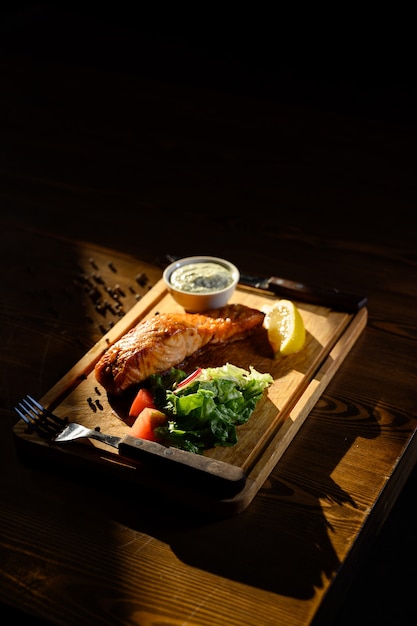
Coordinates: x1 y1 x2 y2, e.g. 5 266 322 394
149 363 273 454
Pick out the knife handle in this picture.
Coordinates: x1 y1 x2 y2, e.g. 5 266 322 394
267 277 368 313
118 434 246 498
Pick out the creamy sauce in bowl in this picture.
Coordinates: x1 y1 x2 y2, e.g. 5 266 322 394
170 262 234 293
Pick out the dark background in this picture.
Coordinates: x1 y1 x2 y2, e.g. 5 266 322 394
1 4 417 625
1 2 416 126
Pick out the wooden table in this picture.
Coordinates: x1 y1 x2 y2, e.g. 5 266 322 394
1 11 417 624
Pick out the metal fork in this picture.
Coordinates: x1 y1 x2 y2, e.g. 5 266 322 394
14 395 247 496
14 394 121 447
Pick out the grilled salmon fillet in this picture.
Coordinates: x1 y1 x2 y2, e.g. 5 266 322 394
94 304 265 395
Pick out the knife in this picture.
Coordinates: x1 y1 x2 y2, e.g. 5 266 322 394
54 425 246 498
164 255 367 313
239 273 367 313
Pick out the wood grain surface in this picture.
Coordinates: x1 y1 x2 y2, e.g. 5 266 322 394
1 6 417 626
13 279 367 515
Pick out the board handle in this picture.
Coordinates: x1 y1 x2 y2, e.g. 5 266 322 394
118 434 246 498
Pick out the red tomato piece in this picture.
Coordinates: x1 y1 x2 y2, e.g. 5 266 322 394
130 407 168 442
129 388 156 419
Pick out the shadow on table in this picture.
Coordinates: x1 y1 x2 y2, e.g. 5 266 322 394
108 397 381 600
0 602 55 626
10 389 381 604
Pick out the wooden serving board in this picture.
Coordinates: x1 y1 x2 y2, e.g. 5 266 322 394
13 279 367 516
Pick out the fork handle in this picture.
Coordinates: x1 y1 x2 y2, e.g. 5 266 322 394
118 434 246 498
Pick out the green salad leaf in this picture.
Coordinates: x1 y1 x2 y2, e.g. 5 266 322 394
147 363 273 454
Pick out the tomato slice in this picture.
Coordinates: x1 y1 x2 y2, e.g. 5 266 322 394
129 407 168 442
129 388 156 419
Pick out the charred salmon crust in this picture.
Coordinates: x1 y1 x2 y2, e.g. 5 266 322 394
94 304 265 395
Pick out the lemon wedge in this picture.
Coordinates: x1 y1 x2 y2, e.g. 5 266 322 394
263 299 306 356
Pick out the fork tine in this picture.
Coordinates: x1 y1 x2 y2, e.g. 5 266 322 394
15 404 34 427
25 395 67 427
15 395 67 438
15 401 55 438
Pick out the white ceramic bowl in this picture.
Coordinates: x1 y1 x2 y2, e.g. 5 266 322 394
163 256 240 313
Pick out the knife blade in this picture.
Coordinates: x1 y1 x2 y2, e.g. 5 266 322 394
239 273 367 313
